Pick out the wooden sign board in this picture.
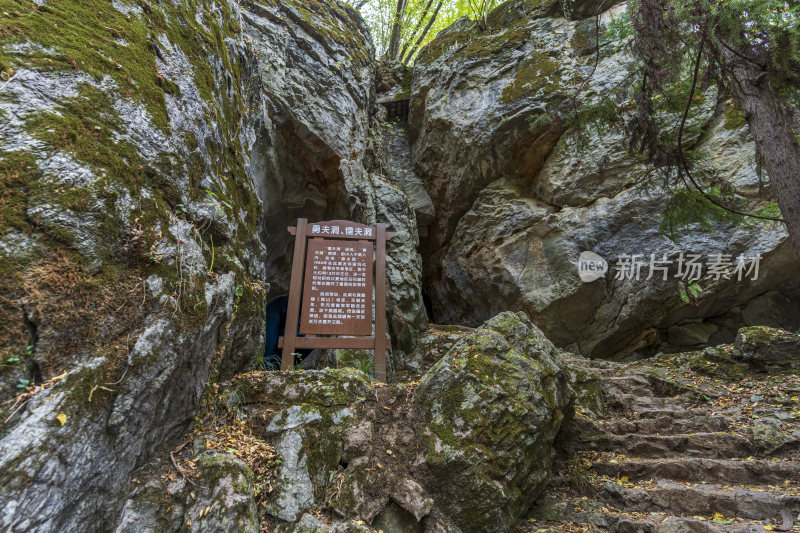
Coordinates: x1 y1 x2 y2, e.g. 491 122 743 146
279 219 394 382
300 239 373 336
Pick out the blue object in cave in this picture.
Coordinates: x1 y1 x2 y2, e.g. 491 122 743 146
263 296 311 369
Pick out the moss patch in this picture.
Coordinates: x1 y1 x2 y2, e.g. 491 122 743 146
723 103 747 130
0 150 40 235
687 347 748 381
500 52 562 103
417 19 531 66
1 0 169 132
0 0 249 134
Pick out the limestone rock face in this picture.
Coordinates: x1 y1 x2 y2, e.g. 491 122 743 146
239 0 374 291
341 160 428 358
410 0 800 358
0 1 267 531
0 0 426 531
409 0 586 258
205 313 572 532
413 311 573 532
241 0 427 356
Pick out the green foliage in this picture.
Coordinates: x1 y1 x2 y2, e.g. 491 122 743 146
262 352 281 371
722 103 747 130
626 0 798 235
658 187 741 239
251 350 264 371
0 345 29 369
678 278 703 305
526 112 555 131
352 0 501 62
712 0 800 88
353 357 373 379
605 10 633 45
564 96 622 131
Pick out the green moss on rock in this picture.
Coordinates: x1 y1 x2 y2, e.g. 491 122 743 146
0 150 40 236
413 311 573 532
417 21 531 66
1 0 174 132
723 103 747 130
500 52 561 103
687 347 748 381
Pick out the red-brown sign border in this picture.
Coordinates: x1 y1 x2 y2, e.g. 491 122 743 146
278 219 395 382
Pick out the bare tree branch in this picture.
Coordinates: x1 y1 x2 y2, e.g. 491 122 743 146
402 0 444 64
387 0 409 60
399 0 435 62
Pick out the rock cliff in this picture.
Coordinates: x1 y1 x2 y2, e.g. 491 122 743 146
0 1 266 530
1 0 799 530
409 0 800 358
0 0 424 529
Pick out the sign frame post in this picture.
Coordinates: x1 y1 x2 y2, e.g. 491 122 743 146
278 219 394 381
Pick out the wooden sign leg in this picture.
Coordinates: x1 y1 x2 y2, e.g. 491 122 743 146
375 223 387 382
281 219 308 371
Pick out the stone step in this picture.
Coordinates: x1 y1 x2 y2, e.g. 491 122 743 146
526 495 780 533
585 432 756 459
634 408 703 419
591 457 800 486
602 374 661 395
605 392 697 413
599 481 800 520
525 517 765 533
614 515 776 533
600 415 731 435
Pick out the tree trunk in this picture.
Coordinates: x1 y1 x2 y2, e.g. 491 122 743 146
387 0 408 60
399 0 434 62
720 45 800 260
402 0 444 64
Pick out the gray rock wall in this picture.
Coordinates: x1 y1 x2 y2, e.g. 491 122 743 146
240 0 427 356
409 0 800 358
0 0 430 530
0 1 268 530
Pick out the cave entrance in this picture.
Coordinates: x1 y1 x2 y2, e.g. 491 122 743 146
262 295 313 370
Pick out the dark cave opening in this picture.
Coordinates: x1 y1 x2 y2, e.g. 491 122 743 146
262 295 312 370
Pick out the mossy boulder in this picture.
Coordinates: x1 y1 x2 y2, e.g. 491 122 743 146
231 369 372 522
749 420 795 455
233 368 372 407
413 311 574 532
397 324 474 381
735 326 800 372
687 346 749 381
187 452 261 532
201 316 576 531
117 451 260 533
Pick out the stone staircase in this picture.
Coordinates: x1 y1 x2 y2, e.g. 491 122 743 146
524 347 800 533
